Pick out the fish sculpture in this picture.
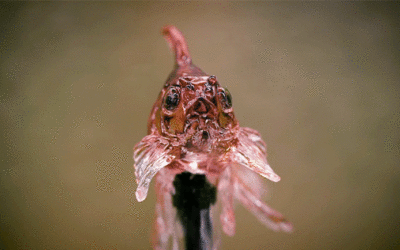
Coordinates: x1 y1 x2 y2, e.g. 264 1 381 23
133 25 292 249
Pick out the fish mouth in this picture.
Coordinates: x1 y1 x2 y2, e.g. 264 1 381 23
180 96 221 150
184 117 213 137
183 115 219 151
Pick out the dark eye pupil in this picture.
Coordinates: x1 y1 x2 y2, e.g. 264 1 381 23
165 93 179 110
220 88 232 109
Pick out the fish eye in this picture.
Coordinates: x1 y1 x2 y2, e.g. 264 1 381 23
219 87 232 109
164 88 180 110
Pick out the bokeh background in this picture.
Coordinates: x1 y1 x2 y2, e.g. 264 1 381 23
1 2 399 250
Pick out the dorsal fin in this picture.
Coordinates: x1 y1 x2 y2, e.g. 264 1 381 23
162 25 192 66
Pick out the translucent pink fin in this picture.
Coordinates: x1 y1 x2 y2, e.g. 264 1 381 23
230 127 281 182
234 176 293 232
153 170 179 250
218 168 236 236
162 25 192 66
133 135 175 202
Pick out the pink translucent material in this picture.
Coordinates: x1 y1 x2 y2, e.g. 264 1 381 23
133 135 175 202
232 127 281 182
133 25 292 249
133 127 293 249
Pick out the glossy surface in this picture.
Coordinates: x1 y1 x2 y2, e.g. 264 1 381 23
133 25 292 249
1 3 399 250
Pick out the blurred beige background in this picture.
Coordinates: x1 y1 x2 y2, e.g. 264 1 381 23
1 2 399 250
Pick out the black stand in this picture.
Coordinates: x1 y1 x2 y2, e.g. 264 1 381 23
172 172 217 250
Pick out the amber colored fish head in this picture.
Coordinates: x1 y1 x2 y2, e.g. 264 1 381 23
133 26 286 205
151 74 238 151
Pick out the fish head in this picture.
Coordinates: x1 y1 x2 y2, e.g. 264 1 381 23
133 26 284 204
152 75 238 151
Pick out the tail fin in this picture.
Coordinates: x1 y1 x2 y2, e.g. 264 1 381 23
162 25 192 66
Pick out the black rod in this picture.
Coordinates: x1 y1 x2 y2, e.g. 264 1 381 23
172 172 217 250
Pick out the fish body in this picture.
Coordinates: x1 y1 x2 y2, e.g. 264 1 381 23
133 26 292 249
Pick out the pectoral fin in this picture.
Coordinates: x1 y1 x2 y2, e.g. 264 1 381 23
230 127 281 182
133 135 175 202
